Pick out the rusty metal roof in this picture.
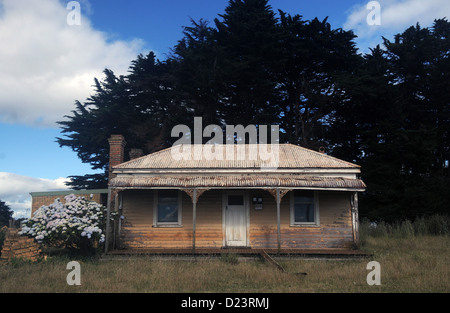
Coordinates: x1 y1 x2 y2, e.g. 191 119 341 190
110 175 366 191
114 144 360 170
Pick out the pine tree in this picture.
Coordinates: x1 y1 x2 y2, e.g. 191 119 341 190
277 12 359 149
57 54 186 189
331 19 450 221
213 0 282 128
0 200 13 227
171 19 223 131
379 19 450 219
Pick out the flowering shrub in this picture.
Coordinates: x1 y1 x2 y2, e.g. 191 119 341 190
20 194 107 251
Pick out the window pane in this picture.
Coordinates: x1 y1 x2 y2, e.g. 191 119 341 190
228 195 244 206
158 190 178 223
294 203 315 223
294 190 314 203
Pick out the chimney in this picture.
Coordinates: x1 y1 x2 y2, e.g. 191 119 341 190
108 135 126 178
129 148 144 160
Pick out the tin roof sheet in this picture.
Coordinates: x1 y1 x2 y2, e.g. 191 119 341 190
114 144 360 170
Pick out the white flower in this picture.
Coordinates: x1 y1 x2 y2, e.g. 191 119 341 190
21 194 106 248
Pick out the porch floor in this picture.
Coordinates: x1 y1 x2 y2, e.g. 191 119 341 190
106 247 370 258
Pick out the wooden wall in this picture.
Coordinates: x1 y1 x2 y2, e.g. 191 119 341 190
119 189 354 250
250 191 354 249
119 190 223 250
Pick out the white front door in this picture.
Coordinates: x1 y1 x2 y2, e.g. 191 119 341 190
224 192 247 247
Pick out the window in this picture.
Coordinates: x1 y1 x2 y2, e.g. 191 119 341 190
154 190 182 227
290 190 319 226
228 195 244 206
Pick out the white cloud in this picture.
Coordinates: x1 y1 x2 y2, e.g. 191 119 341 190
344 0 450 52
0 0 146 127
0 172 69 218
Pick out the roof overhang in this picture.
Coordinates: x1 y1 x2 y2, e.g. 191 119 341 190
109 175 366 192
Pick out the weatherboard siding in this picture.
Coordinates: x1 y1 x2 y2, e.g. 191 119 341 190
118 189 354 250
119 190 223 249
250 191 354 249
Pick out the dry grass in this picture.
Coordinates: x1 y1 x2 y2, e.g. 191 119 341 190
281 236 449 293
0 236 448 293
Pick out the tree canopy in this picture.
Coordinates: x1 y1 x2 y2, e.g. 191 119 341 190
0 200 13 227
57 0 450 221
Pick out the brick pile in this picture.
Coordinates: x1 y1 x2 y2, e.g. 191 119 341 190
0 227 43 264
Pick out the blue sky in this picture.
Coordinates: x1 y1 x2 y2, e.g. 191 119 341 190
1 0 449 217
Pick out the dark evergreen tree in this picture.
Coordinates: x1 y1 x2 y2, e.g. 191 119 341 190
57 54 187 189
377 19 450 220
127 52 188 151
277 12 360 150
213 0 283 128
0 200 13 227
330 19 450 221
57 69 134 189
170 19 224 133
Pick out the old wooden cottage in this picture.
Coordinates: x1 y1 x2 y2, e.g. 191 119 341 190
105 135 366 255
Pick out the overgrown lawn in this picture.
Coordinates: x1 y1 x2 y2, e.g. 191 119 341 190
1 235 448 293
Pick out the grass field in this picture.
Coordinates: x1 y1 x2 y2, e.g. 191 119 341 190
0 234 448 293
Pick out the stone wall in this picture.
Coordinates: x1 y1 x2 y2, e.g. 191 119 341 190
0 227 42 264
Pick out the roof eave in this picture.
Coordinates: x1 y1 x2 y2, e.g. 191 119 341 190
109 185 366 192
109 175 366 192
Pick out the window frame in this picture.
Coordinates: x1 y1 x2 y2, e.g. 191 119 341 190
153 189 183 227
290 190 320 227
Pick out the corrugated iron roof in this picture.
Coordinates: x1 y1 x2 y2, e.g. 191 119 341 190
114 144 360 170
110 175 366 191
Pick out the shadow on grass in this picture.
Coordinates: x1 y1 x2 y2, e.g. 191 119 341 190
42 246 102 262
